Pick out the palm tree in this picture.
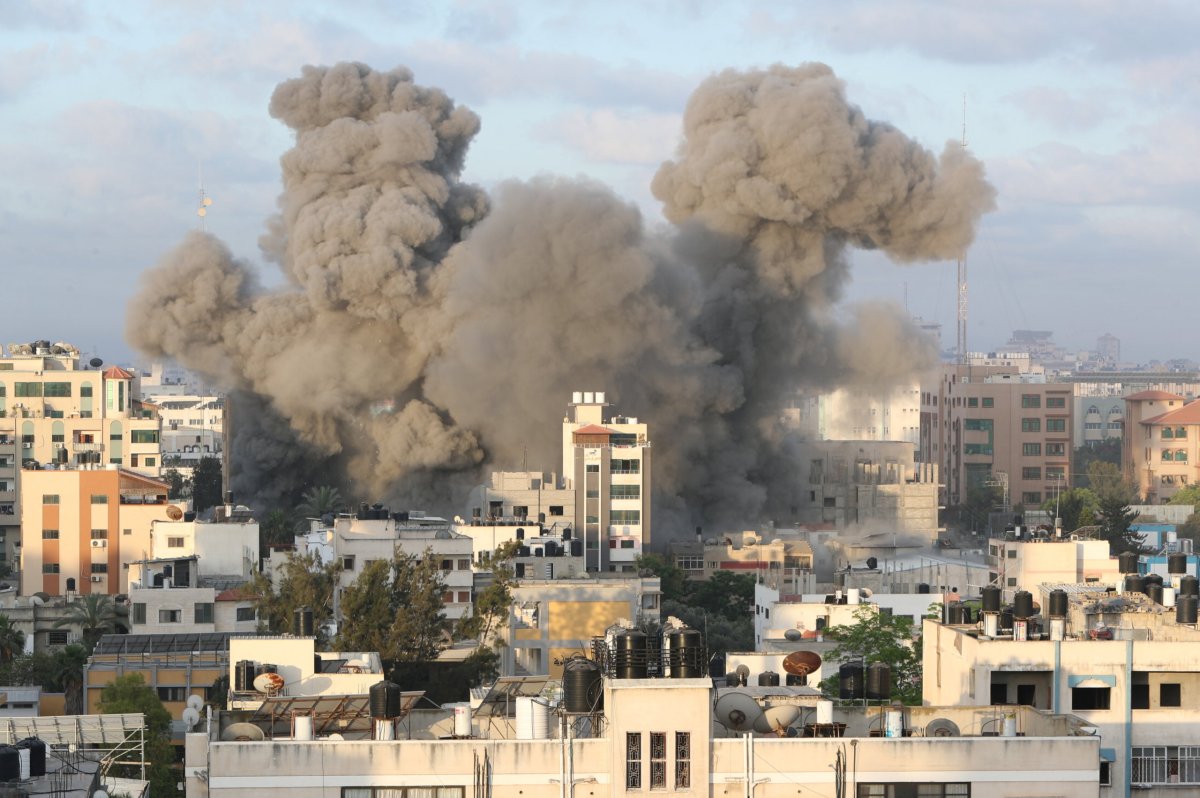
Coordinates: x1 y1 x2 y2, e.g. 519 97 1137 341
0 614 25 664
53 644 88 715
296 486 345 523
261 508 296 548
54 594 118 653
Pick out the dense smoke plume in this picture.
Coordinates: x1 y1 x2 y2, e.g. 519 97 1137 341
127 61 994 532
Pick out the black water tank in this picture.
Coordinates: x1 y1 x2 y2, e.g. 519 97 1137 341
1000 608 1014 630
515 563 526 578
839 662 864 700
293 606 315 637
1169 553 1188 574
982 585 1001 614
1147 582 1164 606
668 628 704 678
359 502 370 519
563 658 604 713
943 603 962 624
758 671 780 687
544 541 558 557
786 673 807 686
1013 590 1034 619
0 747 17 782
259 663 277 675
1145 573 1165 589
369 681 402 719
1124 574 1145 594
571 539 584 557
1178 594 1198 624
516 528 525 541
517 546 530 557
866 557 878 570
709 653 726 678
865 662 891 700
1119 551 1139 574
235 660 255 692
65 578 76 593
614 630 649 679
1048 589 1069 618
724 672 742 687
534 546 545 558
17 739 44 777
1182 575 1200 597
562 528 572 541
917 583 930 594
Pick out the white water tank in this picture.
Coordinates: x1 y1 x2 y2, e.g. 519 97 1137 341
847 588 861 605
816 699 834 725
1002 714 1017 737
453 703 472 737
16 748 29 780
1164 587 1177 608
516 696 551 739
885 710 903 738
293 714 313 741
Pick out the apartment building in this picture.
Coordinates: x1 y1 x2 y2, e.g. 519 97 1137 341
149 394 224 475
470 392 651 573
669 530 815 594
783 383 922 446
18 467 181 596
1124 390 1199 503
922 367 1073 509
985 534 1121 602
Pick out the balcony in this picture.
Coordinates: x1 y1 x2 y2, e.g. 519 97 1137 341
73 442 104 453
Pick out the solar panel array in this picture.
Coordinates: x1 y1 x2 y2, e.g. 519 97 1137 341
93 632 254 655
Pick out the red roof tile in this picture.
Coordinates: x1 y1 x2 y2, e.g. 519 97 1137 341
573 424 614 436
1125 389 1185 401
1142 401 1200 426
103 366 135 380
215 586 257 601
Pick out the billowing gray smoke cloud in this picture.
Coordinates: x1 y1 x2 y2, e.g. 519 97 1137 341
127 61 994 530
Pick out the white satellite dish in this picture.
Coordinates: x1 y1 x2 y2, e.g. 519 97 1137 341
220 722 265 742
754 704 800 735
187 694 204 712
253 672 285 693
714 691 763 733
182 707 201 729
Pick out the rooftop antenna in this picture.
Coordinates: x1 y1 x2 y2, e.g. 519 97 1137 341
197 162 214 230
957 94 968 369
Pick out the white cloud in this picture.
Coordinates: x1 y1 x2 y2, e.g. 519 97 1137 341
540 108 682 165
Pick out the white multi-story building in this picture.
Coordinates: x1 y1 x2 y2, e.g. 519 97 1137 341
784 384 923 446
148 394 224 475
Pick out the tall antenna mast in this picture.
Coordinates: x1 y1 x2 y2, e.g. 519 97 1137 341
957 94 969 368
197 162 213 231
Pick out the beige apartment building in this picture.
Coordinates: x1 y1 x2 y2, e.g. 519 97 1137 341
19 467 181 596
1124 390 1198 503
922 367 1072 510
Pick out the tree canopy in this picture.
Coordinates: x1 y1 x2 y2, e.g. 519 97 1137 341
249 550 340 645
1040 487 1099 533
336 548 448 664
53 594 120 653
1087 461 1145 555
819 604 922 705
192 456 223 514
99 674 178 797
636 555 756 656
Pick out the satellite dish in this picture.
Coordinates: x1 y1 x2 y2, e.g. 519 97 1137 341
187 694 204 711
89 357 103 368
95 791 109 798
253 672 285 693
182 707 201 728
754 704 800 735
861 588 874 599
925 718 961 737
782 651 822 677
166 506 184 521
29 596 44 607
714 691 763 733
783 629 802 642
220 722 266 742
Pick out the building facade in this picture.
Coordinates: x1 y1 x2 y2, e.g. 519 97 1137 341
1124 391 1198 504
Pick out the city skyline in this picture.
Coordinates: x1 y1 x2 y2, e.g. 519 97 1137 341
3 2 1199 365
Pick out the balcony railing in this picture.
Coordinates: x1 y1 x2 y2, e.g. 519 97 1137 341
73 442 104 452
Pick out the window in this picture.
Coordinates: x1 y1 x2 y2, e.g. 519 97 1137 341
109 429 122 441
1046 443 1066 457
90 563 107 574
585 464 599 473
1007 577 1017 587
620 540 636 549
14 383 42 397
1046 396 1066 408
80 384 92 397
1176 427 1189 439
982 397 994 408
1022 467 1041 480
158 609 181 623
457 591 470 603
612 459 640 474
675 732 690 789
1021 492 1042 505
457 559 471 571
341 790 464 798
1046 466 1066 481
47 631 68 646
967 398 978 407
194 603 215 624
611 484 641 499
157 687 186 702
144 457 156 467
586 489 599 498
611 510 640 524
1072 686 1111 710
626 732 642 789
42 494 59 505
236 606 256 622
342 556 356 570
1022 443 1041 456
649 732 666 789
43 382 71 397
964 418 992 431
132 603 146 624
42 563 59 574
1021 418 1041 432
548 505 564 515
440 559 453 571
1161 683 1182 707
42 529 59 540
1100 760 1112 787
90 494 108 504
1007 549 1017 559
166 536 184 548
90 529 108 539
1021 394 1041 408
1046 418 1066 432
130 430 159 444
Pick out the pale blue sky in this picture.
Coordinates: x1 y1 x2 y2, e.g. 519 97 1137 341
3 0 1198 364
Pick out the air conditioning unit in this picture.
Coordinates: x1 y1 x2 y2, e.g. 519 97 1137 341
53 443 64 450
90 575 103 583
21 443 32 450
90 539 107 548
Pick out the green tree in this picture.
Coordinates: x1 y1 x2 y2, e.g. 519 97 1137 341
296 485 345 521
337 549 449 664
192 456 223 514
249 550 340 645
661 599 752 658
635 553 689 601
1179 513 1200 550
99 674 178 797
335 559 395 655
1168 485 1200 508
53 594 118 653
687 571 755 622
260 508 295 549
0 615 25 664
819 604 922 705
1073 440 1122 488
1088 461 1145 555
457 541 520 649
1040 487 1099 534
949 484 1003 534
162 468 187 501
53 644 88 714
